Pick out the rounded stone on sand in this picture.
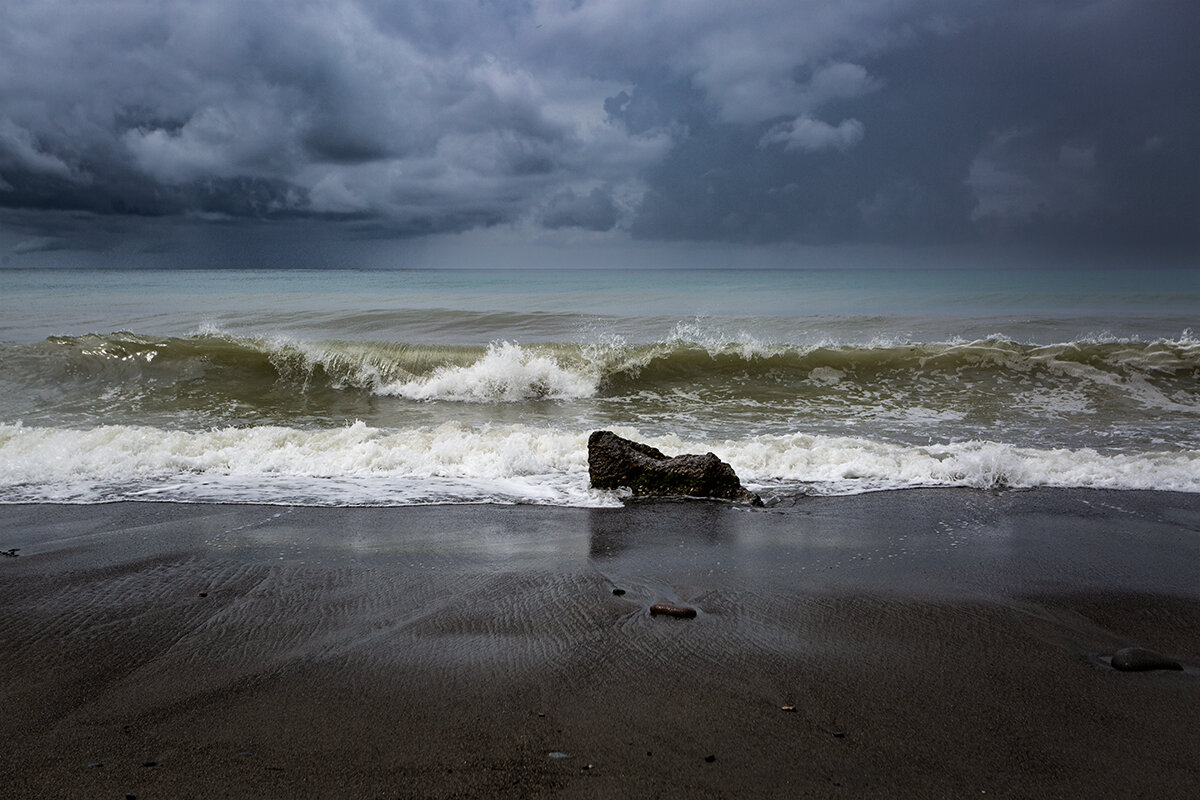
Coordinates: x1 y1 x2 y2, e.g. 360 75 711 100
649 602 697 619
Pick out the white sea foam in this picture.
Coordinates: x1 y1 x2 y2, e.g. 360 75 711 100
720 433 1200 494
2 422 1198 506
0 421 613 506
377 341 598 401
807 366 845 386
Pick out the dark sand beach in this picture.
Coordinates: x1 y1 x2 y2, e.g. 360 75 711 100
3 489 1200 798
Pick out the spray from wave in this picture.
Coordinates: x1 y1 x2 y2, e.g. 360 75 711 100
376 341 599 401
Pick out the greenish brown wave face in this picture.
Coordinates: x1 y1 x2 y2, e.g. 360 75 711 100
1 332 1198 451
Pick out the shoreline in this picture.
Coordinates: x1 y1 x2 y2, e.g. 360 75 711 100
3 488 1199 797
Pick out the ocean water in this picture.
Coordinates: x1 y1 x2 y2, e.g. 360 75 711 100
1 267 1198 506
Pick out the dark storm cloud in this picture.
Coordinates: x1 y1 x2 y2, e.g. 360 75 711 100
0 0 660 236
0 0 1196 260
622 0 1200 252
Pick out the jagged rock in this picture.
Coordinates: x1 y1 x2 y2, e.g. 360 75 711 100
1110 647 1183 672
587 430 762 505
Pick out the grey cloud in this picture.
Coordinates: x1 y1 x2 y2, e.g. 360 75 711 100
804 63 881 104
0 0 661 238
0 0 1196 260
1138 136 1165 155
539 187 619 231
0 119 78 181
759 117 865 152
11 236 68 254
533 0 924 123
966 129 1103 224
624 0 1199 253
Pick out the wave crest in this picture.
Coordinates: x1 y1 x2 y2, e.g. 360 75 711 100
376 341 599 401
6 331 1199 419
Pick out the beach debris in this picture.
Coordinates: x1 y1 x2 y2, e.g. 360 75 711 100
781 705 798 712
704 754 717 763
141 760 158 767
650 602 698 619
1 548 19 557
1110 647 1183 672
611 588 626 596
587 430 763 505
198 591 208 597
87 762 103 768
832 731 846 738
548 751 572 759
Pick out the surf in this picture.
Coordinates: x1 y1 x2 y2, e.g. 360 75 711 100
2 421 1198 507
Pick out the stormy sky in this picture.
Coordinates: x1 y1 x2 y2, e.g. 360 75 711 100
0 0 1196 268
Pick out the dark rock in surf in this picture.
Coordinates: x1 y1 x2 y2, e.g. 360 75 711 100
587 430 762 505
1110 647 1183 672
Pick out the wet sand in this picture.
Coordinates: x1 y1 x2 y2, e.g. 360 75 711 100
2 489 1200 798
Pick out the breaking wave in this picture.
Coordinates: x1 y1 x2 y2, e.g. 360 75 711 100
1 422 1197 506
3 329 1199 407
376 341 598 401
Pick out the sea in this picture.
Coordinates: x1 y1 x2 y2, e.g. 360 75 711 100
1 267 1198 507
